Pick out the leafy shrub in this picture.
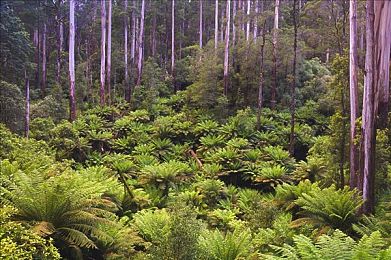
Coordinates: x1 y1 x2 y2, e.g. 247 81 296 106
292 185 362 233
198 228 254 260
266 230 390 260
0 206 60 259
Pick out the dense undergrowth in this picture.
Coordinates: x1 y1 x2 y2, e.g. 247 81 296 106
1 92 390 259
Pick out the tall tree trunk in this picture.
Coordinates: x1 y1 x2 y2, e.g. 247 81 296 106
124 0 130 102
100 0 106 105
220 1 225 41
349 0 359 189
34 26 40 90
215 0 218 49
136 0 145 87
289 0 299 156
223 0 231 96
25 70 30 138
152 9 157 57
253 0 258 41
374 0 391 129
360 0 375 214
131 3 136 63
69 0 77 121
107 0 112 105
86 39 92 101
56 0 63 85
256 24 266 131
199 0 203 48
41 22 47 97
246 0 250 42
171 0 175 76
232 0 236 44
271 0 279 109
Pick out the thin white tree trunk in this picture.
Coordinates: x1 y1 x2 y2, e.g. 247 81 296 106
233 0 236 44
374 0 391 127
171 0 175 75
361 0 375 214
131 3 136 62
223 0 231 95
136 0 145 86
42 22 47 97
100 0 106 105
25 70 30 138
107 0 112 104
124 0 130 102
69 0 77 121
220 2 225 41
56 0 63 85
256 24 266 130
271 0 279 109
152 10 157 57
289 0 299 155
199 0 203 48
215 0 218 49
349 0 359 188
253 0 258 41
246 0 250 42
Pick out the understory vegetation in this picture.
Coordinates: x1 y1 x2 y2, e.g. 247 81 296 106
1 90 390 259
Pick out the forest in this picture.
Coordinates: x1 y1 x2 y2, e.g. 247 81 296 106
0 0 390 259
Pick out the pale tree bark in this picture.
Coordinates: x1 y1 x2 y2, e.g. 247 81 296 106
199 0 203 48
360 0 375 214
349 0 359 189
374 0 391 129
135 15 139 64
56 0 63 85
253 0 258 41
215 0 218 49
25 70 30 139
223 0 231 95
131 2 136 63
69 0 77 121
86 39 92 101
241 0 245 31
34 27 40 89
271 0 279 109
41 22 47 97
256 23 266 131
100 0 106 105
171 0 175 76
220 1 225 41
136 0 145 87
246 0 250 42
152 9 157 57
289 0 299 156
232 0 236 44
124 0 130 102
107 0 112 104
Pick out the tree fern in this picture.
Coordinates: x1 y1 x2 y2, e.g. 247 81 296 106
1 165 119 252
264 230 390 260
292 185 362 233
198 228 254 260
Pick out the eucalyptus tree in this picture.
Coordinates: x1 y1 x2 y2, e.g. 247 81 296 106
69 0 76 121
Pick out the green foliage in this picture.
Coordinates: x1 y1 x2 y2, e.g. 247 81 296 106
292 185 362 233
0 2 33 84
140 161 193 196
1 163 121 253
266 230 391 260
198 228 254 260
0 81 24 132
0 206 60 260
